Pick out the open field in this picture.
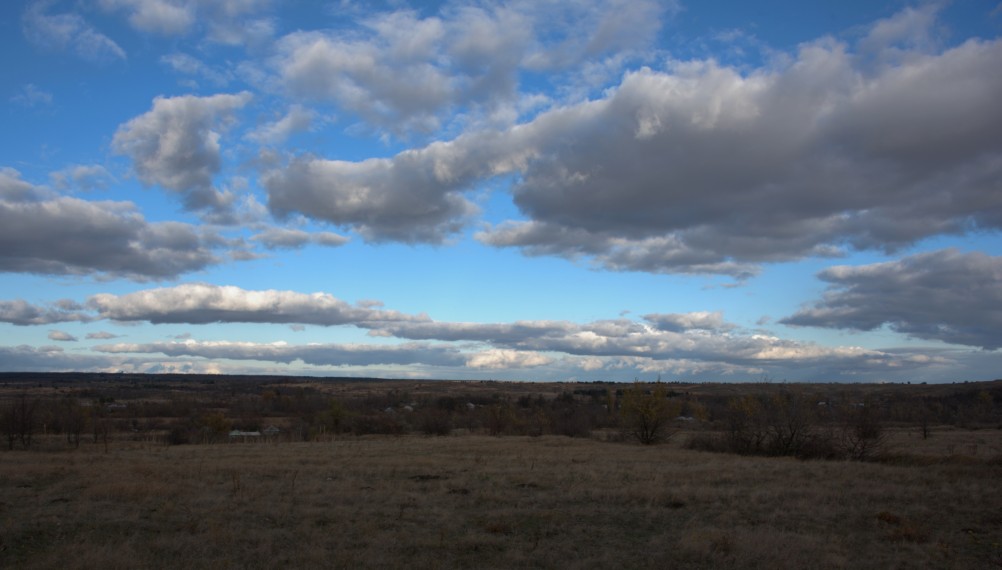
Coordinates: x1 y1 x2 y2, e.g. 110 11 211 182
2 433 1002 569
1 374 1001 568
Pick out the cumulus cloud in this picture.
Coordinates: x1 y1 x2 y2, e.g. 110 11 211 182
112 92 252 213
271 0 666 134
23 0 126 63
250 228 348 250
0 170 221 280
86 283 428 326
48 330 78 342
93 339 466 368
781 249 1002 350
264 151 483 243
269 9 1002 273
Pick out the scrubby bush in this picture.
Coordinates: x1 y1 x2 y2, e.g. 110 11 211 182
687 392 886 461
619 382 680 445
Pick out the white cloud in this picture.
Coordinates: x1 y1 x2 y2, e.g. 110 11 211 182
112 92 252 213
781 249 1002 350
23 0 126 63
644 311 735 333
48 330 78 342
466 349 553 369
86 283 427 326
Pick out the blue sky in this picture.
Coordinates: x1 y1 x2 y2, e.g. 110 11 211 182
2 0 1001 382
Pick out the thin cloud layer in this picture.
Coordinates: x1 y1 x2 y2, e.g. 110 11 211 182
246 105 316 145
99 0 274 44
781 249 1002 350
23 0 126 63
250 228 349 250
94 339 467 368
0 345 118 371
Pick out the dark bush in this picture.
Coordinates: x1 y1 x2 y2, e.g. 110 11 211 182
418 408 453 436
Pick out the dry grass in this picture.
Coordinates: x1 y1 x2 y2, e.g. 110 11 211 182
2 435 1001 569
882 426 1002 460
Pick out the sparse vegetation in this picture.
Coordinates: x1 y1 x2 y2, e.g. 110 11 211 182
619 381 679 444
0 373 1000 568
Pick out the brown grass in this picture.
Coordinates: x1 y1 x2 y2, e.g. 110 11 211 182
2 435 1001 569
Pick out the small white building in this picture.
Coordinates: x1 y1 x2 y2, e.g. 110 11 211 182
229 429 261 440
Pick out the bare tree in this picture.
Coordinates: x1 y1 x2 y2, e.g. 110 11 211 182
2 394 39 450
62 397 86 448
841 401 886 460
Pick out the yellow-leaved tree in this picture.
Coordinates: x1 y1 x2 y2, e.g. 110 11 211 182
619 382 680 445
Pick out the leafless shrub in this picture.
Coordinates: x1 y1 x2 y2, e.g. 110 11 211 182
417 408 453 436
3 394 39 450
840 402 887 460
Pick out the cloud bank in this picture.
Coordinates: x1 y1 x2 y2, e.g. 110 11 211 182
782 249 1002 350
265 13 1002 276
86 283 428 326
0 169 221 280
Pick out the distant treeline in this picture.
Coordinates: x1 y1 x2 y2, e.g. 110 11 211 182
1 374 999 461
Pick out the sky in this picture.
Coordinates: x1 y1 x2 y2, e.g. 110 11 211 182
1 0 1001 383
